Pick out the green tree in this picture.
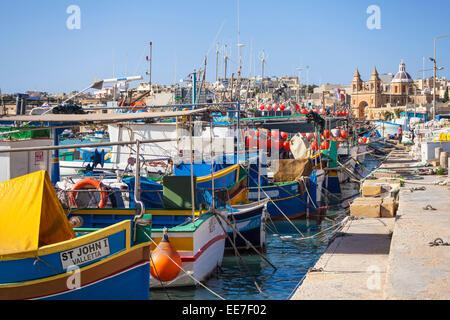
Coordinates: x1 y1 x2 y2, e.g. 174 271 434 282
384 111 393 121
443 87 449 103
307 84 318 94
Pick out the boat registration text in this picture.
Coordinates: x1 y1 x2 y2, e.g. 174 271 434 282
60 238 110 269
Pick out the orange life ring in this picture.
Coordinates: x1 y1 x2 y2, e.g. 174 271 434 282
69 178 108 208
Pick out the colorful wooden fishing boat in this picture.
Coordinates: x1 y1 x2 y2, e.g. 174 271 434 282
0 171 151 300
175 162 267 250
219 200 268 250
68 208 226 288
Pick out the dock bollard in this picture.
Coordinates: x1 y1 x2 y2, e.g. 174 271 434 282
439 151 448 169
435 147 442 161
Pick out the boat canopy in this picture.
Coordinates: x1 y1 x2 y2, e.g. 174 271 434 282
0 171 75 256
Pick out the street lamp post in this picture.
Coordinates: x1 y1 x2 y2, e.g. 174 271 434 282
432 34 450 120
415 67 443 119
296 67 302 104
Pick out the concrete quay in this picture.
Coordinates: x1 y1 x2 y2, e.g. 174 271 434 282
291 147 450 300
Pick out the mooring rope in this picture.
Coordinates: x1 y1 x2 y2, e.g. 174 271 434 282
247 173 306 238
247 165 309 207
212 212 266 295
141 230 226 300
213 209 277 270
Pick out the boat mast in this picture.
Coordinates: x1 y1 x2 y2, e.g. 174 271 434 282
260 50 266 92
215 44 219 83
146 42 153 91
224 45 228 83
237 0 243 80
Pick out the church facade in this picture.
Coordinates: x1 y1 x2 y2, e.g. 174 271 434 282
350 61 433 120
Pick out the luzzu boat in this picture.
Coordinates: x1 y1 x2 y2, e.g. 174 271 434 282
172 161 267 250
67 208 226 288
219 200 268 250
244 157 324 220
247 179 318 220
0 171 151 300
174 156 322 222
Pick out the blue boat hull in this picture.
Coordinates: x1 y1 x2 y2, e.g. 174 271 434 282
0 222 151 300
224 203 265 250
41 261 150 300
247 174 320 220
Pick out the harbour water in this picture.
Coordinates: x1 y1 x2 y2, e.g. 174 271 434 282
149 216 341 300
56 137 380 301
149 156 381 300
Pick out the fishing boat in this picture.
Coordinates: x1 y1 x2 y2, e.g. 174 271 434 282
67 164 227 288
0 171 151 300
372 120 402 138
68 207 226 288
59 146 115 177
219 200 268 250
172 161 268 250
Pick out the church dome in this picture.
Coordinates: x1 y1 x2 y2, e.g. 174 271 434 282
392 60 413 83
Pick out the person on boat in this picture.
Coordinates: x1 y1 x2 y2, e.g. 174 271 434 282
398 126 402 143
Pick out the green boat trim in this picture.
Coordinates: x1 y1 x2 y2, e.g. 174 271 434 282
151 213 212 233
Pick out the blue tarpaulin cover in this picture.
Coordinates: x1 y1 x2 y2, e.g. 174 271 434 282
123 177 164 209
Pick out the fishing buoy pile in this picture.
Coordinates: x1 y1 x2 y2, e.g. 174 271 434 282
258 102 289 112
243 129 291 152
304 128 349 151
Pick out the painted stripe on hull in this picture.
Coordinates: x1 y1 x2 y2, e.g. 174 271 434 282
180 234 227 262
0 243 150 300
36 261 150 300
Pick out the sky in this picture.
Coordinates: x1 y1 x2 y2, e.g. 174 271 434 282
1 0 450 94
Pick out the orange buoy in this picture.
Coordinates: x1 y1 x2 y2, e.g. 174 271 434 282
150 228 182 282
321 140 330 150
69 177 108 208
310 140 318 151
266 137 272 150
340 130 349 139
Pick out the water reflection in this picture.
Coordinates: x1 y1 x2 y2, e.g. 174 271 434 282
149 218 335 300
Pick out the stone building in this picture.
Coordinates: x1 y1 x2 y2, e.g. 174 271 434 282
351 61 433 120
